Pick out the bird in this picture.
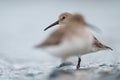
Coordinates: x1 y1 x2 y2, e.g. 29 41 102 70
35 12 112 69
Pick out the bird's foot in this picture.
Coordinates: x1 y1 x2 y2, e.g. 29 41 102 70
58 62 73 68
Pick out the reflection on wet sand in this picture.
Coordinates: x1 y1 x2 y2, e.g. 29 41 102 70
0 62 120 80
48 63 120 80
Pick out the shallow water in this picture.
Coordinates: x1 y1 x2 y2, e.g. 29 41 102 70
0 61 120 80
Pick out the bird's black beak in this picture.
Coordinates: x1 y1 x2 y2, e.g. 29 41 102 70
44 21 59 31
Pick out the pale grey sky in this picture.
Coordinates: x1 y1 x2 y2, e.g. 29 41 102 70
0 0 120 64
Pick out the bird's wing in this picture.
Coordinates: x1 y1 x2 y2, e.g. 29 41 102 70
35 28 65 48
93 36 113 50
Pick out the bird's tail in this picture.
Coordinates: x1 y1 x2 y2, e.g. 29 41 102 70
104 45 113 51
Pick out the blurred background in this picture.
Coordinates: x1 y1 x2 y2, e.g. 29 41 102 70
0 0 120 70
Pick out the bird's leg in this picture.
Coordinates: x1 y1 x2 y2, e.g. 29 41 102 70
58 58 73 68
76 57 81 69
58 62 72 68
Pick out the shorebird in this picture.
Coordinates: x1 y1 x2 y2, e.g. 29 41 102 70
36 12 112 69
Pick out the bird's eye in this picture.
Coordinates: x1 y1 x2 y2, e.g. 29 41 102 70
62 16 65 20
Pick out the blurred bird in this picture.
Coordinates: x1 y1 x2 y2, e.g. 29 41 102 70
36 12 112 69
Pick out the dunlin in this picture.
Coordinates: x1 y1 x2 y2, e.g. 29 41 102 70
36 12 112 69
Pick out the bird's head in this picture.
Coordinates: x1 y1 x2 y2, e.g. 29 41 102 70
44 12 100 32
